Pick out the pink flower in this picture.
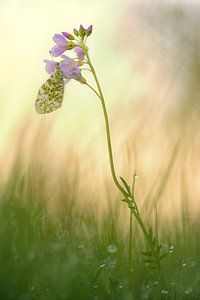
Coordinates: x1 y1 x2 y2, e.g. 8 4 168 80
51 34 75 57
60 55 86 83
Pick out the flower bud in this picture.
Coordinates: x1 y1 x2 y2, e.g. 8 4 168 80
86 25 93 36
62 32 74 40
79 24 86 38
73 28 79 36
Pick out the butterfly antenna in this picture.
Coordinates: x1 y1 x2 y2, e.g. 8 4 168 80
49 50 54 62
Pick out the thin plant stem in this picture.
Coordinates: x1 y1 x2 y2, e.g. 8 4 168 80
129 209 133 284
85 50 125 195
84 47 162 274
85 83 101 100
129 173 137 285
155 201 159 248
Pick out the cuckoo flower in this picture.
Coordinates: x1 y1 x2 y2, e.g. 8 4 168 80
60 55 86 83
51 34 75 57
36 25 165 280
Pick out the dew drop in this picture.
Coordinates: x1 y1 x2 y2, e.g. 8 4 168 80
161 289 168 294
99 263 106 269
182 262 186 267
107 244 118 253
185 287 193 294
146 284 150 289
118 283 123 289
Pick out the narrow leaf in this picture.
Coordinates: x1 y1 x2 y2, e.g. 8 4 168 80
120 176 131 196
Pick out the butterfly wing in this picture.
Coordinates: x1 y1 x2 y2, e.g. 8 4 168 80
35 64 65 114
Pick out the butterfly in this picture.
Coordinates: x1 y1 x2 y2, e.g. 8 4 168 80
35 63 65 114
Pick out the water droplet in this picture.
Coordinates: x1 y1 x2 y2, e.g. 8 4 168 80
182 262 186 267
153 281 159 285
168 245 174 253
107 244 118 253
118 283 123 289
94 284 98 289
185 287 193 294
161 289 168 294
78 244 84 249
99 263 106 269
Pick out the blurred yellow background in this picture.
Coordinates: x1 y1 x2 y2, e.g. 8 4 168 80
0 0 136 150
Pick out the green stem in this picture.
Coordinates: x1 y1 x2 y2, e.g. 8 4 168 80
85 51 125 195
129 209 133 284
85 83 101 100
133 210 160 269
85 48 161 272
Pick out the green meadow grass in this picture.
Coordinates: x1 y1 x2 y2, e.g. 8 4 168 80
0 147 200 300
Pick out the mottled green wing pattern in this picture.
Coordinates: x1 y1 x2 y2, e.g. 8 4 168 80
35 64 65 114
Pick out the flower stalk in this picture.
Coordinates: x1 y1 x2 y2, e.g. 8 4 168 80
82 44 164 278
36 24 166 284
84 50 126 195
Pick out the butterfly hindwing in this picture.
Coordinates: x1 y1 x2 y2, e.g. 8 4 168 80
35 64 65 114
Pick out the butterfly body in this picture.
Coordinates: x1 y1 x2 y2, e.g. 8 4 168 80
35 63 65 114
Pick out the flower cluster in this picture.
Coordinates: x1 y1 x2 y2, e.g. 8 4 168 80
44 25 93 84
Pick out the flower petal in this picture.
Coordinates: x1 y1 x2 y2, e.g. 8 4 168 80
74 46 85 60
70 69 83 81
60 61 85 83
60 61 72 75
44 60 56 74
60 56 79 68
52 34 67 46
51 45 66 57
60 54 70 61
60 54 74 63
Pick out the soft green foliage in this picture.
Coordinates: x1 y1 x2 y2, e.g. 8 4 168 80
0 163 200 300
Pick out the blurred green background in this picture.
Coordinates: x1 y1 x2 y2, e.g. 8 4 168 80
1 0 200 219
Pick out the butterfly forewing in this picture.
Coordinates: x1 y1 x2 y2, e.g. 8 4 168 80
35 63 65 114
